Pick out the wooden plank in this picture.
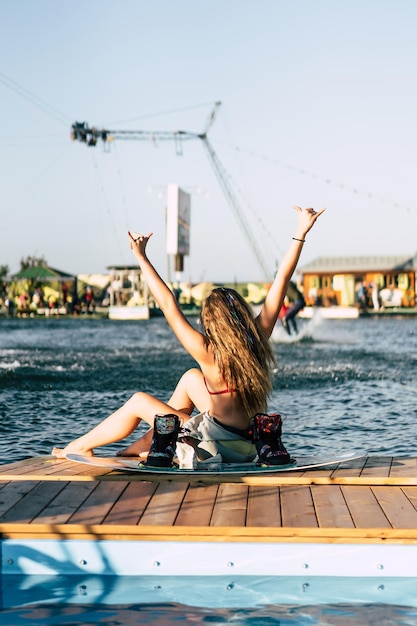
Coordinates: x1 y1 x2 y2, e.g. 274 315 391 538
372 486 417 529
0 482 67 523
3 456 417 486
29 459 114 477
138 481 189 526
68 481 129 524
280 486 318 527
59 464 117 478
341 485 390 528
361 456 392 478
3 520 417 543
301 468 334 480
331 456 368 478
103 481 158 525
0 456 120 481
311 485 354 528
0 457 50 473
9 457 86 475
228 475 417 486
402 487 417 512
297 458 368 481
30 482 99 524
0 481 38 516
210 484 248 526
0 457 58 476
175 483 218 526
246 485 281 527
390 457 417 477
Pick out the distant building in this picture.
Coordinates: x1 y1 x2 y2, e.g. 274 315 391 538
106 265 152 320
299 254 417 309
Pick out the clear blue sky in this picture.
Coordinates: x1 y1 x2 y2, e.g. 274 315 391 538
1 0 416 282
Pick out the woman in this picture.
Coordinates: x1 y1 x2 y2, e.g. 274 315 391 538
52 205 325 465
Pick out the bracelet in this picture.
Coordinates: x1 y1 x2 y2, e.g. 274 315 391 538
292 237 306 243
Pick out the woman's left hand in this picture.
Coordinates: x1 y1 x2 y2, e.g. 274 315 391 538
293 205 326 238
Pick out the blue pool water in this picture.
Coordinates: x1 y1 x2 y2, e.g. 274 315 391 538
2 575 417 624
1 314 417 624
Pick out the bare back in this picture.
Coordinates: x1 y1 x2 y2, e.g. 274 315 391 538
199 358 253 429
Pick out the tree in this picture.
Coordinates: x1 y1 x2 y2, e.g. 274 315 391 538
20 256 47 271
0 265 9 281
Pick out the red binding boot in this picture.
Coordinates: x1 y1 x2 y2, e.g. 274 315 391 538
252 413 291 466
146 414 180 467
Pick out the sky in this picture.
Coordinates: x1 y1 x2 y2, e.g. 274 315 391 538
1 0 416 283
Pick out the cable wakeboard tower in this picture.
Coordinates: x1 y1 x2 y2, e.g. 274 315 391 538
71 102 271 281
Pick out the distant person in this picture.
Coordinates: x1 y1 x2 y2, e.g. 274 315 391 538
48 296 58 315
371 283 380 311
281 288 306 335
52 205 325 466
62 282 69 304
4 296 15 317
308 286 318 306
85 286 94 313
357 282 369 309
173 284 182 302
278 297 289 321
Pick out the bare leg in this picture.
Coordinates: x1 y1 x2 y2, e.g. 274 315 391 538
52 368 209 458
52 392 193 459
116 427 154 458
116 369 209 456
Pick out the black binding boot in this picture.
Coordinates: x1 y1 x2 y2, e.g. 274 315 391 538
146 414 180 467
252 413 291 466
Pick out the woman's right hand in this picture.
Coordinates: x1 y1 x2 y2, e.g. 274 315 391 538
128 231 153 259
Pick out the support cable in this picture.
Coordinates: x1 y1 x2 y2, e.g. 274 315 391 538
70 105 273 280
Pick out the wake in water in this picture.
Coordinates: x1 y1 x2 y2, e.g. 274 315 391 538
270 313 321 343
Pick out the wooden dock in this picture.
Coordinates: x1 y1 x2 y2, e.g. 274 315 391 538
2 455 417 578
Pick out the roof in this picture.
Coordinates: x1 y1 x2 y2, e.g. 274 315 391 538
12 265 75 281
300 255 417 274
107 265 141 271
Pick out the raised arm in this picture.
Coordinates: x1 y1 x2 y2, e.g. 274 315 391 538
257 205 325 337
128 231 209 362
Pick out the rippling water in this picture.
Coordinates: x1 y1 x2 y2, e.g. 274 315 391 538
1 313 416 463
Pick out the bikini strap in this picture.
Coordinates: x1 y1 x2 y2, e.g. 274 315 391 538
204 376 237 395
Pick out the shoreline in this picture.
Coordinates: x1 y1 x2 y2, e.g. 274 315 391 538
1 305 417 321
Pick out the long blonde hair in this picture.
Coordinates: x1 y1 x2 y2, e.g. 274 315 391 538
201 287 275 416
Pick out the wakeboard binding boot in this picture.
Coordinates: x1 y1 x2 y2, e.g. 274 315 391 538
252 413 291 466
146 413 180 467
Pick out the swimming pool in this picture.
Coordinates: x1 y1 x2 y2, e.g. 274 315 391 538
3 574 417 625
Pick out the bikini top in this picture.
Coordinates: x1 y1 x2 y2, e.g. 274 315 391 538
204 376 238 395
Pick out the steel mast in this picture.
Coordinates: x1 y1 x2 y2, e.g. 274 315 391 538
71 102 271 280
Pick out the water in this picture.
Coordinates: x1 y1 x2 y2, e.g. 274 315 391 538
1 314 416 463
1 313 417 624
3 575 417 625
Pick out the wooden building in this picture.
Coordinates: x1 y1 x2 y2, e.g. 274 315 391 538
299 254 417 309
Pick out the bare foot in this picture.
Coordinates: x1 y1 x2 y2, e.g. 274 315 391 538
52 446 94 459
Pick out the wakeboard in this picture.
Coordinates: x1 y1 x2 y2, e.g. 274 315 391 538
66 451 366 476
